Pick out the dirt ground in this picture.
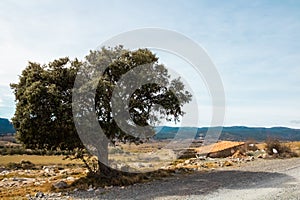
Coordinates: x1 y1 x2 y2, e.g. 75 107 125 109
0 141 299 199
71 157 300 200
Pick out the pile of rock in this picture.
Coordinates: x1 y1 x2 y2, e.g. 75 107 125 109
26 191 70 200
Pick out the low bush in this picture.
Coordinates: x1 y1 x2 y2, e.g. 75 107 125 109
0 146 74 156
109 147 124 154
265 138 298 158
6 160 36 170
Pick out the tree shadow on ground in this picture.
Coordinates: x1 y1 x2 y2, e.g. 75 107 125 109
71 169 295 199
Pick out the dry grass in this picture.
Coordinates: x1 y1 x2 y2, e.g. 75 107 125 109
120 141 169 153
253 141 300 151
255 143 266 150
1 140 299 199
0 164 86 199
0 155 82 166
71 168 175 191
284 141 300 155
0 155 85 199
0 182 54 200
256 141 299 158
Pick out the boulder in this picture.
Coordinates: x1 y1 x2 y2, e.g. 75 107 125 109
53 181 68 189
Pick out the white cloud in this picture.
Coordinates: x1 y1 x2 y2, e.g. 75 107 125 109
0 1 300 126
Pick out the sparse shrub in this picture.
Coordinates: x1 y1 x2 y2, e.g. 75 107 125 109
0 145 75 156
7 162 22 169
6 160 35 170
45 150 52 156
246 151 255 156
109 147 124 154
20 160 35 169
265 138 298 158
246 141 258 151
2 146 26 155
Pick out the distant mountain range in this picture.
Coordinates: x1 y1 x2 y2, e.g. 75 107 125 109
154 126 300 141
1 117 300 141
0 118 15 135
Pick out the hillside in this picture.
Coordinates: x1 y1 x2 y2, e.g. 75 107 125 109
0 118 15 135
154 126 300 141
1 120 300 141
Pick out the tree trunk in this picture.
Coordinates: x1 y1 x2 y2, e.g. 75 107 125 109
97 138 108 165
96 139 119 177
98 159 113 176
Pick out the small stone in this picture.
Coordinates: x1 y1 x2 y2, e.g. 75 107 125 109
272 148 278 154
104 185 113 189
12 177 28 182
138 163 145 168
148 163 154 167
66 176 75 181
34 182 41 186
245 156 255 162
1 170 10 175
223 160 233 167
95 188 103 194
197 156 206 160
53 181 68 189
87 188 94 192
59 169 68 175
257 154 263 158
35 191 44 198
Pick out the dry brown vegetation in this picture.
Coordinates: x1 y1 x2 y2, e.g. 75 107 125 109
0 155 82 166
0 159 86 199
265 139 299 158
0 140 299 199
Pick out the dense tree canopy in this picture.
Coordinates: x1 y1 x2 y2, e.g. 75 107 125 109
11 46 192 174
11 58 82 150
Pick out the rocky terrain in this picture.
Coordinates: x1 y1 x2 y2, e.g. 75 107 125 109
0 151 262 199
70 157 300 200
0 162 87 199
0 141 299 199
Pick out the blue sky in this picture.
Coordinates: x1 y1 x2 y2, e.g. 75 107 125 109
0 0 300 128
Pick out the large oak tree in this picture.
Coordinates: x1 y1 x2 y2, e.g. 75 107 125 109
11 46 192 176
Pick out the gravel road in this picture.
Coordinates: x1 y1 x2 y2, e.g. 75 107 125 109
72 158 300 200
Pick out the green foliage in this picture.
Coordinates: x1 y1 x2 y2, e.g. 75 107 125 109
11 46 192 174
76 46 192 145
11 58 82 150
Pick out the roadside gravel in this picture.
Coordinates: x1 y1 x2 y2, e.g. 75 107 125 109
71 158 300 200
